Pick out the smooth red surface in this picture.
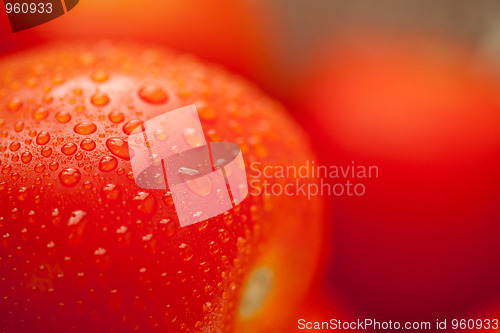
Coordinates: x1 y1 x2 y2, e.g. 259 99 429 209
298 33 500 321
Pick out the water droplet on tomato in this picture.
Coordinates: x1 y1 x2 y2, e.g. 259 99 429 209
34 164 45 173
55 111 71 123
208 241 220 255
49 161 59 171
197 220 209 231
102 184 121 201
132 191 157 215
7 97 22 111
183 128 204 147
154 129 167 141
193 210 209 221
2 233 11 246
26 76 38 87
186 177 212 197
17 187 28 201
108 111 124 123
91 70 109 83
99 156 118 172
206 129 221 141
159 219 176 236
50 208 61 226
9 141 20 152
14 121 24 132
36 131 50 145
202 302 213 313
204 284 215 296
123 119 143 135
153 173 164 184
33 107 49 120
149 154 162 166
162 191 173 205
1 164 11 174
41 147 53 157
105 138 131 160
197 102 216 121
52 73 65 85
138 84 168 104
194 321 205 331
43 95 53 104
74 122 97 135
91 92 110 107
59 168 82 187
80 138 96 151
179 243 193 261
67 210 88 246
61 143 78 155
223 212 233 226
218 229 230 243
21 152 32 163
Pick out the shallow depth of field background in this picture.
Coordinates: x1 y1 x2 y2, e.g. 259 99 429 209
274 0 500 327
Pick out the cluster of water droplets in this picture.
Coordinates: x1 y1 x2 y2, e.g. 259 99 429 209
0 50 285 332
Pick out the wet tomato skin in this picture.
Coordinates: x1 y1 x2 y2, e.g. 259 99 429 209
0 43 324 332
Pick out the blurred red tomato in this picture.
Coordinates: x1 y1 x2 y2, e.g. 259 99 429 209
298 33 500 321
0 0 275 83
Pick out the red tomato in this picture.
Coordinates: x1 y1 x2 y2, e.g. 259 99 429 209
298 33 500 320
0 43 324 332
